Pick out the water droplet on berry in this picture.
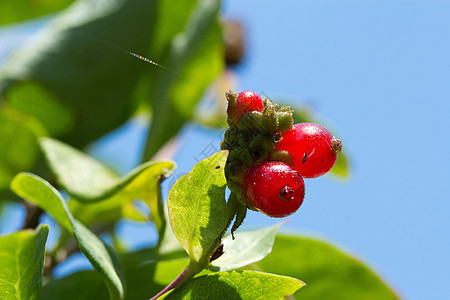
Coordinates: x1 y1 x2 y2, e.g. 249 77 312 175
279 186 294 201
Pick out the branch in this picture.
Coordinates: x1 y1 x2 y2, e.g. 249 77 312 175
22 201 43 229
149 262 201 300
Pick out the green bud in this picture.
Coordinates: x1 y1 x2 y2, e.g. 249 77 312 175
261 102 278 133
228 184 254 210
249 135 276 152
275 111 294 132
262 97 275 107
278 105 292 113
237 111 264 131
223 128 237 146
228 188 256 213
231 203 248 239
251 147 270 164
270 151 294 166
229 148 253 166
225 160 247 185
225 90 238 106
236 131 251 147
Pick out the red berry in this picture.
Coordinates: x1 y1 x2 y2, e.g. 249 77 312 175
227 90 264 126
243 161 305 218
276 123 342 178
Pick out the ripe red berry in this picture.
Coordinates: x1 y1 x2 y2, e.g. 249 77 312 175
243 161 305 218
227 90 264 126
276 123 342 178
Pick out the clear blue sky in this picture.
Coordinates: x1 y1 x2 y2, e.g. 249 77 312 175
219 2 450 299
1 1 450 299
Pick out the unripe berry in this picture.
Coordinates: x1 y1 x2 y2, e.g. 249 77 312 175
276 123 342 178
226 90 264 126
275 111 294 132
237 111 263 131
243 161 305 218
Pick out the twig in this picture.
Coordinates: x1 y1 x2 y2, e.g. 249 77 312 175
22 201 43 229
149 263 200 300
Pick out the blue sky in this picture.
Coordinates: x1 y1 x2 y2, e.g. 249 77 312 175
184 2 450 298
92 2 450 298
219 2 450 299
1 1 450 299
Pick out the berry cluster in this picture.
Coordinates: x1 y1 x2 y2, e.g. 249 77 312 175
221 90 342 231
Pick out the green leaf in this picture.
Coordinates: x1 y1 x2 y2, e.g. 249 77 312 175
40 137 116 201
0 0 159 147
0 0 74 25
209 223 283 272
42 252 189 300
12 174 72 232
249 235 399 300
11 173 125 300
142 0 224 160
40 137 175 235
41 137 175 201
68 196 145 227
168 20 224 119
0 107 44 192
121 250 189 300
111 159 175 232
0 224 49 300
330 150 350 178
41 271 109 300
291 106 313 124
1 0 224 160
7 82 76 137
163 270 305 299
168 151 228 264
157 205 185 255
149 1 199 57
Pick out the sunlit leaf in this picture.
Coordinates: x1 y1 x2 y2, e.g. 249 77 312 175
163 270 305 299
0 0 73 26
157 205 185 255
121 249 189 300
7 82 76 137
42 251 189 300
40 137 116 201
209 223 283 272
168 151 228 264
0 0 159 147
330 150 350 178
11 173 125 300
42 271 109 300
40 137 175 234
0 224 49 300
41 137 174 201
0 107 44 191
249 235 399 300
142 0 224 160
